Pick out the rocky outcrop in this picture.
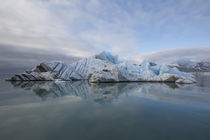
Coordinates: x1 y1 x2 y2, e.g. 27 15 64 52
7 51 196 84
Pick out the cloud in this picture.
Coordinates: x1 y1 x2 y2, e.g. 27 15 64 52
125 47 210 64
0 44 80 73
0 0 143 57
0 0 210 71
0 0 94 57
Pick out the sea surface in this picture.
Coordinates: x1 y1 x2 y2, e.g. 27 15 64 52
0 72 210 140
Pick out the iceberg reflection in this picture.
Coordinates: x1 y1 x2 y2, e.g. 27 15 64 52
8 81 197 104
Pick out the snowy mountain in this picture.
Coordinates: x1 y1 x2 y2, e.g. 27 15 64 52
7 51 196 84
169 61 210 72
125 47 210 72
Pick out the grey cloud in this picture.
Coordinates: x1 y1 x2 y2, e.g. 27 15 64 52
0 44 81 74
126 47 210 64
0 0 210 57
0 0 94 57
0 0 145 56
148 48 210 63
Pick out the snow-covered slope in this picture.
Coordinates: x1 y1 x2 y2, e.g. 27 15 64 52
8 51 196 83
170 61 210 72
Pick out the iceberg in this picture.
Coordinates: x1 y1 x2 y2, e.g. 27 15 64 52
8 51 196 84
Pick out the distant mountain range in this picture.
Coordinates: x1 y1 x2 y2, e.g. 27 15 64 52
169 61 210 72
126 47 210 72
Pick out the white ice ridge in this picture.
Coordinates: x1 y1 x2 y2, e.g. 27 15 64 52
9 51 196 84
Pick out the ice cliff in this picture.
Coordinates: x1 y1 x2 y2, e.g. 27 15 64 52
8 51 196 84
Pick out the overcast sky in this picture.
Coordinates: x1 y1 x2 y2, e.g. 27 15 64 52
0 0 210 72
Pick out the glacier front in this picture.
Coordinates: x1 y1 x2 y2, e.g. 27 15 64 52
8 51 196 84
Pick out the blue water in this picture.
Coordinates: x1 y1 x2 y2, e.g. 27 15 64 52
0 73 210 140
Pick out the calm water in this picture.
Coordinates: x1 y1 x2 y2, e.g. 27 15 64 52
0 73 210 140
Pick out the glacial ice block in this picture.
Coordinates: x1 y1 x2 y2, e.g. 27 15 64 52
8 51 196 84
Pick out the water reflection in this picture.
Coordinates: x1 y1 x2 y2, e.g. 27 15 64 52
1 74 210 140
8 81 202 104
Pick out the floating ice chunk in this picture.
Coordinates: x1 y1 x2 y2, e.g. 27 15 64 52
8 52 196 84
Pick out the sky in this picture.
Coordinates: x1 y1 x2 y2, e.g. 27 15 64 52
0 0 210 72
125 47 210 64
